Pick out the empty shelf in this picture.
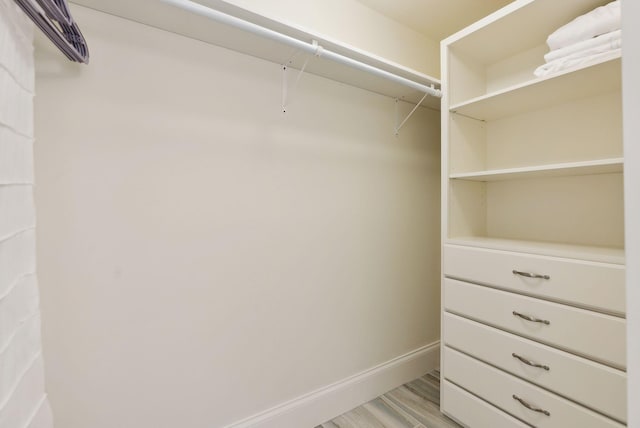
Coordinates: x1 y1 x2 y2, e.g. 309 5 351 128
450 158 623 181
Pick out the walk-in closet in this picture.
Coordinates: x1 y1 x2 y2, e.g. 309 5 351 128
0 0 638 427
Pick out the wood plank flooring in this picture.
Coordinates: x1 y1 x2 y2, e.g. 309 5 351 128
316 370 461 428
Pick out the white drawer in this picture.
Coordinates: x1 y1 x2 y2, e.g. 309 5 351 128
442 380 530 428
443 347 624 428
444 279 626 369
444 312 627 422
444 244 625 315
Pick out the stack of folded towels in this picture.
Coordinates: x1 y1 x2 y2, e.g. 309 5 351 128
534 0 621 77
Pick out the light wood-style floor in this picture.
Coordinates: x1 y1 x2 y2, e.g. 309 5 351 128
316 370 462 428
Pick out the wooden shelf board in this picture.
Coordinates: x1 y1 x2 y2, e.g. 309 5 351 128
69 0 441 109
450 158 623 182
449 54 621 121
446 237 625 265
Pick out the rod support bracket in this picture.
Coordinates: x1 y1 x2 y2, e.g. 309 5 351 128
312 40 324 57
394 92 430 136
281 49 314 113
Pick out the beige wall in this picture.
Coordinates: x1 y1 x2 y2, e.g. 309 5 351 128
34 5 441 428
214 0 441 77
622 1 640 425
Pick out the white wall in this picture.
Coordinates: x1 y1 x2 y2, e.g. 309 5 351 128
0 0 53 427
213 0 441 77
34 5 441 428
622 1 640 426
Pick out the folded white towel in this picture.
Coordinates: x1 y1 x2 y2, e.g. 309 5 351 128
545 29 621 63
534 48 620 78
547 0 620 51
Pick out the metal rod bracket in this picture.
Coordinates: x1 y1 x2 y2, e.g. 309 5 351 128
394 90 430 135
282 45 318 112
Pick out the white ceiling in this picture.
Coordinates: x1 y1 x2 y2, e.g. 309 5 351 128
356 0 514 41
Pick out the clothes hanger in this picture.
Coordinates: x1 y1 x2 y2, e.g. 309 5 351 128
13 0 89 64
33 0 71 24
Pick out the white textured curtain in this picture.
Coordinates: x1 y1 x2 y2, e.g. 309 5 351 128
0 0 53 426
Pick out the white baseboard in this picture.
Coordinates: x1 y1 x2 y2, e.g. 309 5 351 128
224 341 440 428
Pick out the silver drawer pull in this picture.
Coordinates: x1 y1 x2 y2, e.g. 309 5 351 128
512 353 550 371
513 270 550 280
513 395 550 416
513 311 550 325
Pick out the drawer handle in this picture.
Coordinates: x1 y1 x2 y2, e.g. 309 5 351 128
512 353 550 371
513 395 550 416
512 311 550 325
513 270 550 280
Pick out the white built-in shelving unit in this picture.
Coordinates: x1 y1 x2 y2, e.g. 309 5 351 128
443 0 624 253
440 0 627 426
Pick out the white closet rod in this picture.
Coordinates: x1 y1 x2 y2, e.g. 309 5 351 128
162 0 442 99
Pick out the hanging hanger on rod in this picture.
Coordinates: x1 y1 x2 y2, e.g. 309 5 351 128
13 0 89 64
